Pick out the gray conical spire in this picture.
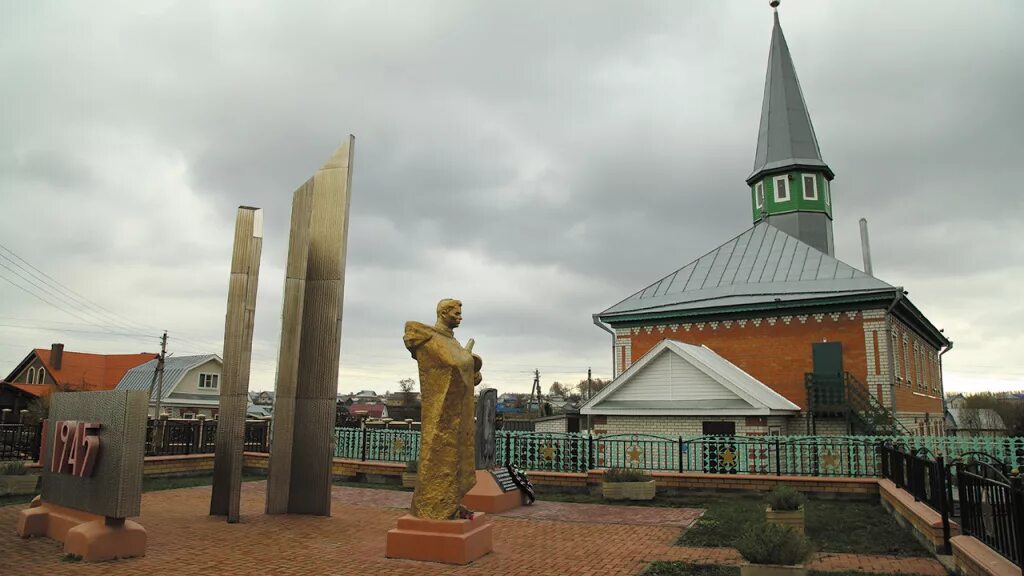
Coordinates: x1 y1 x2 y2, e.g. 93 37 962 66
746 10 833 185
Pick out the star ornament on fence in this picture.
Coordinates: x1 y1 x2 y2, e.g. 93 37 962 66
719 447 737 466
820 451 840 470
540 443 556 462
626 445 643 464
392 437 406 452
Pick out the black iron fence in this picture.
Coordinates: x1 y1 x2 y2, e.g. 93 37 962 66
145 419 271 455
880 441 1024 567
0 423 41 461
333 430 888 477
879 442 952 553
952 455 1024 567
2 419 272 460
879 443 948 512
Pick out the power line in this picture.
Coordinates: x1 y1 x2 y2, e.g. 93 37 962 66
0 252 153 338
0 243 157 337
0 243 221 353
0 322 161 340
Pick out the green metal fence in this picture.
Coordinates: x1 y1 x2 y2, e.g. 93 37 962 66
332 428 1024 477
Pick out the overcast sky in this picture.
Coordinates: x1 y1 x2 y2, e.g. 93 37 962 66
2 1 1022 396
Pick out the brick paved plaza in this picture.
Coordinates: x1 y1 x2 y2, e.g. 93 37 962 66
0 482 947 576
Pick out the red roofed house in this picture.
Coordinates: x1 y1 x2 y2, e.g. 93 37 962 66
347 403 389 420
0 343 158 416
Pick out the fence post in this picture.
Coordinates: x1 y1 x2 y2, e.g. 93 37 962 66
33 421 43 463
589 430 598 471
158 413 169 455
1012 475 1024 569
775 437 782 477
955 464 970 537
935 456 951 555
196 414 207 453
678 436 684 474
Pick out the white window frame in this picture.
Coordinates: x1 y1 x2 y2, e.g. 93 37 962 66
824 179 831 207
199 373 219 390
802 174 818 200
26 367 35 384
773 175 790 203
755 182 765 210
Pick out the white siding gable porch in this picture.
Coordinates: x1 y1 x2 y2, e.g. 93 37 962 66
582 340 799 417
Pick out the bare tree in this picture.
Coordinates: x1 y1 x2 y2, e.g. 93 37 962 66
547 381 571 398
397 378 418 407
576 377 610 400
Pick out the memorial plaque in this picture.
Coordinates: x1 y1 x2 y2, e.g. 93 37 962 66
42 390 147 519
489 467 519 493
475 388 496 470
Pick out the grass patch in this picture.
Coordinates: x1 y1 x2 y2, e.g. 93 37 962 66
805 500 928 557
539 489 929 557
806 569 905 573
645 562 739 576
644 564 917 576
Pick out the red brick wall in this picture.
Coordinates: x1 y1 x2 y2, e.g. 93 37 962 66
889 317 943 413
619 312 870 409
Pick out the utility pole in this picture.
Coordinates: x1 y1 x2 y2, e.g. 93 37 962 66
154 331 168 417
531 369 541 417
586 367 593 432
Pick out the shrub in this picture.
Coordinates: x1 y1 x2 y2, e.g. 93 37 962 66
736 523 812 565
0 461 29 476
405 460 418 473
766 485 805 511
604 467 650 483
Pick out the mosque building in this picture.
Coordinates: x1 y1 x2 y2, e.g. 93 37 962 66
583 4 951 438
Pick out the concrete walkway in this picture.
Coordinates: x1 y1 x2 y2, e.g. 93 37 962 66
0 482 947 575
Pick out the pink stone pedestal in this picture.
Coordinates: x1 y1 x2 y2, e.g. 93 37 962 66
462 469 524 514
385 512 493 565
17 499 147 562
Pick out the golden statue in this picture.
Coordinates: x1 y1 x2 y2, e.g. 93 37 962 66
403 299 482 520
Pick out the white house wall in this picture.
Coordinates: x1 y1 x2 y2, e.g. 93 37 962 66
594 415 791 437
605 349 743 404
174 359 222 395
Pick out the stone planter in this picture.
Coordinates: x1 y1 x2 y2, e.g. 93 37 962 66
765 506 805 534
0 474 39 496
602 479 656 501
740 563 808 576
401 473 418 489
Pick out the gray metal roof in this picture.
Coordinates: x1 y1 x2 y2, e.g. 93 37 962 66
115 354 221 400
599 222 896 320
747 11 833 184
945 408 1007 432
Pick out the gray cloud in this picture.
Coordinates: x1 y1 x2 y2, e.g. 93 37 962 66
2 1 1022 394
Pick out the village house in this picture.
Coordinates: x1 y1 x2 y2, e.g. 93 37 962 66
115 354 223 418
0 343 157 414
583 9 951 438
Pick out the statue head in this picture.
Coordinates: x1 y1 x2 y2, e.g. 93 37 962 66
436 298 463 329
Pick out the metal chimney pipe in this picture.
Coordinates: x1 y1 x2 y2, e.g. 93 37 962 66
859 218 873 276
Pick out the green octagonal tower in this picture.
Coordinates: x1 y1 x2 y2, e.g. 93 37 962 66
747 5 836 256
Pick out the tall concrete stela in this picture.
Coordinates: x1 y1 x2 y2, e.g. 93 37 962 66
266 136 355 516
210 206 263 522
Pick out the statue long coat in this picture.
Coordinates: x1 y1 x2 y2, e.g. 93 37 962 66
403 321 481 520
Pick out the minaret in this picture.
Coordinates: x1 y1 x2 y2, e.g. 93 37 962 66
747 1 836 255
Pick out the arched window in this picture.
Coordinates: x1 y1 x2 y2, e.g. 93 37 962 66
36 368 44 384
26 367 35 384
